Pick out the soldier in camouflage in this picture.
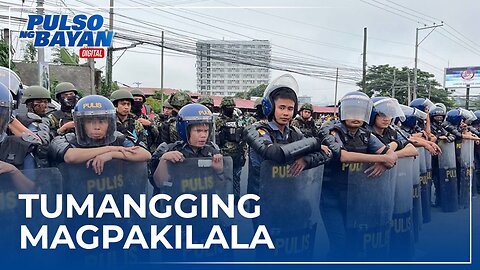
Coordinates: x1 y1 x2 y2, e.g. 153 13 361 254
158 91 193 145
110 89 147 147
198 96 215 113
131 89 159 152
15 85 52 167
48 82 79 137
215 96 247 201
247 97 267 125
291 103 318 137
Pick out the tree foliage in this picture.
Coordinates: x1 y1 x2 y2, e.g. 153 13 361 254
52 48 79 65
23 41 37 63
235 84 267 99
0 38 15 69
97 76 119 98
358 64 455 108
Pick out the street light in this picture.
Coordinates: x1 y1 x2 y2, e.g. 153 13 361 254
413 23 443 100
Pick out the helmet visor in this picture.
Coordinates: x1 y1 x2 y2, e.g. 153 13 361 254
74 112 117 147
373 98 405 121
423 98 437 113
0 105 11 133
263 74 299 99
459 108 477 124
0 67 22 96
400 105 427 120
340 95 373 122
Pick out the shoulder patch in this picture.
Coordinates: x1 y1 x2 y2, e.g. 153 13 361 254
258 129 266 136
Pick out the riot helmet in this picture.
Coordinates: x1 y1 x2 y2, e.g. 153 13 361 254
262 74 299 121
369 97 405 126
176 103 214 146
339 91 373 123
73 95 117 147
409 98 436 113
0 67 23 109
429 106 446 124
0 82 13 135
472 111 480 126
399 104 427 128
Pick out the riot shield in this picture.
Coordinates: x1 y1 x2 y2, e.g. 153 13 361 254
423 150 433 223
161 157 234 262
390 157 414 260
412 149 422 242
459 139 474 209
0 168 63 265
420 148 432 223
58 160 148 264
257 160 323 261
346 162 394 261
437 141 459 212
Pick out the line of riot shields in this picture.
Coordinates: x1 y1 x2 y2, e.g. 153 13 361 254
0 144 473 264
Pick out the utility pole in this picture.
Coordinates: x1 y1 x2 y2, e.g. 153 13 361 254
334 67 339 118
160 30 164 111
391 69 396 98
407 70 411 104
466 84 470 110
106 0 114 92
362 27 367 92
133 82 141 88
413 23 443 99
36 0 48 90
88 58 95 95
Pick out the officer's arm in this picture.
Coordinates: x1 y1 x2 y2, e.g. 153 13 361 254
244 125 323 164
64 146 124 164
109 147 152 161
8 118 41 141
395 143 418 158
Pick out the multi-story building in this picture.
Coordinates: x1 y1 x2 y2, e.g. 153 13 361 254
196 40 271 96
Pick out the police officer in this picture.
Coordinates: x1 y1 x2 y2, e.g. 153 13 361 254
150 103 223 194
110 89 147 147
48 82 79 137
198 96 215 113
158 91 193 145
15 85 52 168
320 91 397 260
49 95 151 174
215 96 247 201
0 82 40 170
244 74 334 196
131 89 159 152
291 103 318 137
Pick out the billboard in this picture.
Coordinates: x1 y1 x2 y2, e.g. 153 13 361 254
444 66 480 88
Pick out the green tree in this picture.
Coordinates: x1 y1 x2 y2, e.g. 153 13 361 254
234 83 267 100
52 48 79 65
358 64 455 108
97 76 119 98
145 96 161 113
0 38 15 69
23 41 37 63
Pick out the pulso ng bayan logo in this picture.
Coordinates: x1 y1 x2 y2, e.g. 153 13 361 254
19 14 113 58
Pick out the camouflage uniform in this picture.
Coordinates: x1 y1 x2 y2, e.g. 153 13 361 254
247 97 268 125
291 103 318 137
215 97 247 201
48 82 79 137
131 89 159 152
16 85 52 167
159 91 193 145
110 89 147 147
